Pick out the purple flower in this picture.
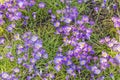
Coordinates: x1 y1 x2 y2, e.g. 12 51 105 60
32 12 36 19
1 72 9 79
34 52 42 60
101 51 108 57
66 60 72 66
100 58 107 63
110 73 114 79
90 66 98 72
43 53 48 59
54 56 63 64
82 15 89 23
30 35 38 42
54 65 61 71
30 58 37 64
93 69 101 75
29 0 36 7
34 40 42 50
114 54 120 64
54 21 60 27
94 7 99 13
113 4 117 10
14 33 20 40
13 67 20 73
9 56 15 62
0 37 5 45
0 55 3 60
22 53 28 62
39 2 46 8
66 68 74 75
48 73 55 79
17 58 23 64
80 59 86 66
78 0 83 4
0 19 5 25
6 24 15 32
64 18 72 24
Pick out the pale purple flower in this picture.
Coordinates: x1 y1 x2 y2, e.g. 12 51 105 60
13 67 20 73
54 65 61 71
114 54 120 64
43 53 48 59
80 60 86 66
14 33 21 40
94 69 101 75
67 68 74 75
6 24 15 32
1 72 9 79
0 55 3 60
0 37 5 45
54 21 60 27
0 19 5 25
30 58 37 64
39 2 46 8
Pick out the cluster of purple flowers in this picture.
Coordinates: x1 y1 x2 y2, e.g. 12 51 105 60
0 31 49 80
0 0 46 33
112 17 120 28
50 1 107 79
0 0 120 80
100 36 120 53
49 1 120 79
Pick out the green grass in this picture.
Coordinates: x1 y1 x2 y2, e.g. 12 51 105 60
0 0 120 80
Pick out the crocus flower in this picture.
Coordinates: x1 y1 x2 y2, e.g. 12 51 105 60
114 54 120 64
13 67 20 73
14 33 21 40
93 69 101 75
54 65 61 71
54 21 60 27
6 24 15 32
0 37 5 45
39 2 46 8
1 72 9 79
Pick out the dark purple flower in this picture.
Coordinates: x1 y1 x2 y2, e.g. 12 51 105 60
113 4 117 10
